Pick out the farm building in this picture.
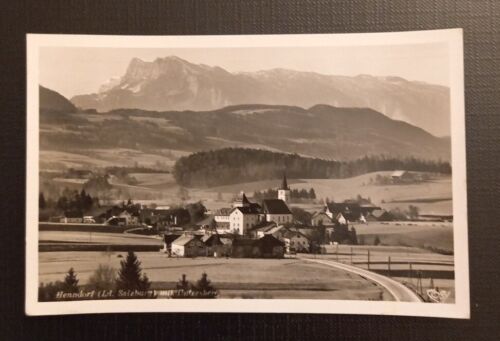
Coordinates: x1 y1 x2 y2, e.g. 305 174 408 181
367 209 393 222
139 207 190 226
250 222 280 238
281 230 310 253
201 233 230 257
161 234 182 255
324 201 380 223
118 211 139 225
60 211 83 223
231 235 285 258
171 235 206 257
391 170 414 183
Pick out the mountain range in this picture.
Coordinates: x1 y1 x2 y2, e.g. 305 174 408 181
39 86 450 162
70 56 451 137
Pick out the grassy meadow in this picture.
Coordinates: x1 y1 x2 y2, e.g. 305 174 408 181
39 252 391 300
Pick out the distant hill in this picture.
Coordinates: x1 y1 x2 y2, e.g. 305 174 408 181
39 103 450 162
39 85 76 113
70 56 450 136
173 148 451 188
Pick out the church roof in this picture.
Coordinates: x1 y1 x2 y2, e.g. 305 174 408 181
262 199 292 215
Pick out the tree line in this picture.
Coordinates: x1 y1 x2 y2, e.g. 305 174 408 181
253 187 317 201
39 251 217 301
173 148 452 187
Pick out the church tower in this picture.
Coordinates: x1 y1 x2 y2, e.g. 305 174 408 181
278 173 291 203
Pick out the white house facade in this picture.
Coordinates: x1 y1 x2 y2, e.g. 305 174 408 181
229 207 260 235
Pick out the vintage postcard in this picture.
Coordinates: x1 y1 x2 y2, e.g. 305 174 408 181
26 29 469 317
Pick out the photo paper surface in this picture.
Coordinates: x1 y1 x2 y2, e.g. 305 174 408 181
26 29 469 317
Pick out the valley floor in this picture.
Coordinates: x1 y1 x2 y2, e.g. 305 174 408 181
38 252 391 301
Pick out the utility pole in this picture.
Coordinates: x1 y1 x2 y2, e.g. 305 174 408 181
367 250 370 270
350 247 353 265
388 256 391 274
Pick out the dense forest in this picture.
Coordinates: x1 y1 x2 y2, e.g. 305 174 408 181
173 148 451 187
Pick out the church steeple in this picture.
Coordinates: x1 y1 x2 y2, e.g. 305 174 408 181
278 173 291 203
281 173 289 190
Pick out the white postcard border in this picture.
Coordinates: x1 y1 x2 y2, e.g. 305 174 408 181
26 29 469 318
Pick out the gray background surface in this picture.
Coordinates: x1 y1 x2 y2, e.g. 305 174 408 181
0 0 499 340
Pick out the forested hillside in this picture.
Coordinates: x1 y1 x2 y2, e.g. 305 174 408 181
173 148 451 187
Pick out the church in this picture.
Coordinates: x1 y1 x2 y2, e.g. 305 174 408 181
225 174 294 235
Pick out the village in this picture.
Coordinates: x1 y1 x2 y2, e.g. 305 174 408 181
39 170 449 259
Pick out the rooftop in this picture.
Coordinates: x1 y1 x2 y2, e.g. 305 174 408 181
262 199 292 215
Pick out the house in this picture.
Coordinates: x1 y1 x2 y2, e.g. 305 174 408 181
325 202 362 223
105 216 127 226
367 209 393 222
60 211 83 223
201 233 229 257
140 208 190 226
391 170 414 183
161 234 182 255
262 199 293 224
171 235 206 257
281 230 310 253
311 211 335 227
250 221 280 238
214 208 232 223
336 213 347 225
255 234 285 258
83 216 96 224
231 235 285 258
232 192 261 211
229 206 261 235
87 206 113 223
118 210 139 225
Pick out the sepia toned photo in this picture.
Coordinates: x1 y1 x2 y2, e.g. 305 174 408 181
26 30 469 317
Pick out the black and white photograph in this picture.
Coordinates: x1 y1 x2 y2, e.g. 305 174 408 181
25 30 468 317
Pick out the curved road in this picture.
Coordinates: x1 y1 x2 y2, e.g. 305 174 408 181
301 257 422 302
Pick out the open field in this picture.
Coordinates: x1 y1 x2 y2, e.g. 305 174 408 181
39 230 163 251
289 172 452 215
39 166 452 214
312 244 455 302
39 231 162 245
39 252 391 300
352 221 453 254
40 148 188 172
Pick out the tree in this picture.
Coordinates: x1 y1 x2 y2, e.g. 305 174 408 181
373 235 381 246
56 196 68 211
176 274 191 291
308 188 316 199
39 192 46 209
408 205 420 220
115 251 151 291
186 201 207 223
194 272 215 293
291 207 312 225
88 264 116 290
63 268 79 293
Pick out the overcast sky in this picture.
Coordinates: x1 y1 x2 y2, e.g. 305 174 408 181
40 42 449 98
